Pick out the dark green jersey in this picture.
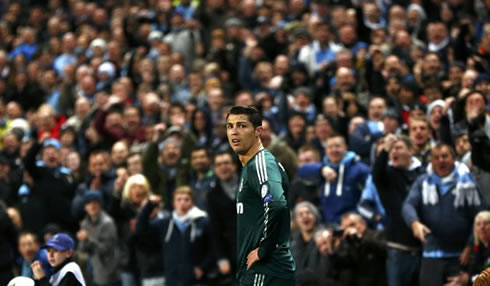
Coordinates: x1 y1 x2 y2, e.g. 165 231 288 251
236 149 295 280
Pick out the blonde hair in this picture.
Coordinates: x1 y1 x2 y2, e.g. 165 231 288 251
122 174 152 203
474 211 490 246
173 185 194 202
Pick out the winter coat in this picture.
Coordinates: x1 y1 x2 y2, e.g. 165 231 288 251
137 202 214 286
78 211 120 285
298 151 370 223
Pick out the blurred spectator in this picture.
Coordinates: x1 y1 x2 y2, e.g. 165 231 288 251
111 141 129 169
403 144 485 286
72 150 116 222
207 151 238 286
466 91 490 172
456 211 490 284
136 186 214 286
329 212 386 286
408 116 434 166
76 191 120 286
187 147 214 211
142 123 190 210
17 232 51 280
31 233 85 286
372 134 423 286
23 134 76 232
291 202 326 286
108 172 164 286
349 97 387 165
126 152 142 176
0 205 17 286
289 145 322 207
261 118 298 181
298 135 370 223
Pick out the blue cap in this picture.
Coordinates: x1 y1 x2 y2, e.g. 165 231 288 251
83 190 104 206
43 233 74 251
43 138 61 150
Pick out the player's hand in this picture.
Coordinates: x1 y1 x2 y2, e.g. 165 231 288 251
411 221 431 243
321 166 337 182
31 260 46 280
247 248 260 269
218 259 231 275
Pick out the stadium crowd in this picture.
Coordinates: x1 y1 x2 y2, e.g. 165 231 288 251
0 0 490 285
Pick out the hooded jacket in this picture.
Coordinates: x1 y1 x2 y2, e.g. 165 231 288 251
298 151 370 223
136 202 214 286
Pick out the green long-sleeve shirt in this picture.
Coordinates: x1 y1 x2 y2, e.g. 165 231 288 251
236 149 295 280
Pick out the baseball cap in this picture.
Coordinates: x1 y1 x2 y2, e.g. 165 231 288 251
43 138 61 150
43 233 75 251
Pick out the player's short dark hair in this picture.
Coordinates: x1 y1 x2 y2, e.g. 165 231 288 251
226 105 263 129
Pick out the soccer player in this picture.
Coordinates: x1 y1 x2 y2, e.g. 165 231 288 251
226 105 295 286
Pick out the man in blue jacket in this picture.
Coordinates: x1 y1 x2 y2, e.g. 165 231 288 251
402 143 486 286
299 135 370 224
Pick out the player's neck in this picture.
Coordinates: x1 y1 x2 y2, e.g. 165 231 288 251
239 140 264 166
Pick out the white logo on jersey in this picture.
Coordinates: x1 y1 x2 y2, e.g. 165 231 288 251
261 184 268 198
278 162 286 172
238 178 244 192
236 202 244 214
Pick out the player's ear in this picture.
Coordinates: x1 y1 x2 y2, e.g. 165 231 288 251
255 126 264 138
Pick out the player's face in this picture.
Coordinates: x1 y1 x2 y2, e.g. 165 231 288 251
226 114 260 155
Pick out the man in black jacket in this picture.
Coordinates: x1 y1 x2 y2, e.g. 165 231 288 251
23 134 76 232
206 151 238 286
329 212 386 286
372 134 423 286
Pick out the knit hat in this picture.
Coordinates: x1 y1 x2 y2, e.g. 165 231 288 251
426 99 445 118
97 62 116 79
83 190 104 206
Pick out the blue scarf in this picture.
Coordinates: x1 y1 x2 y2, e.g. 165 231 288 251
422 162 481 208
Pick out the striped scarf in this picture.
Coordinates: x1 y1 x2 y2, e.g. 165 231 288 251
422 162 481 208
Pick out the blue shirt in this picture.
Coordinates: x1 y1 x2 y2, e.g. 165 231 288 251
54 54 77 77
9 43 38 61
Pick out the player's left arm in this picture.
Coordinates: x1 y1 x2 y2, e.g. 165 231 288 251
254 160 290 261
